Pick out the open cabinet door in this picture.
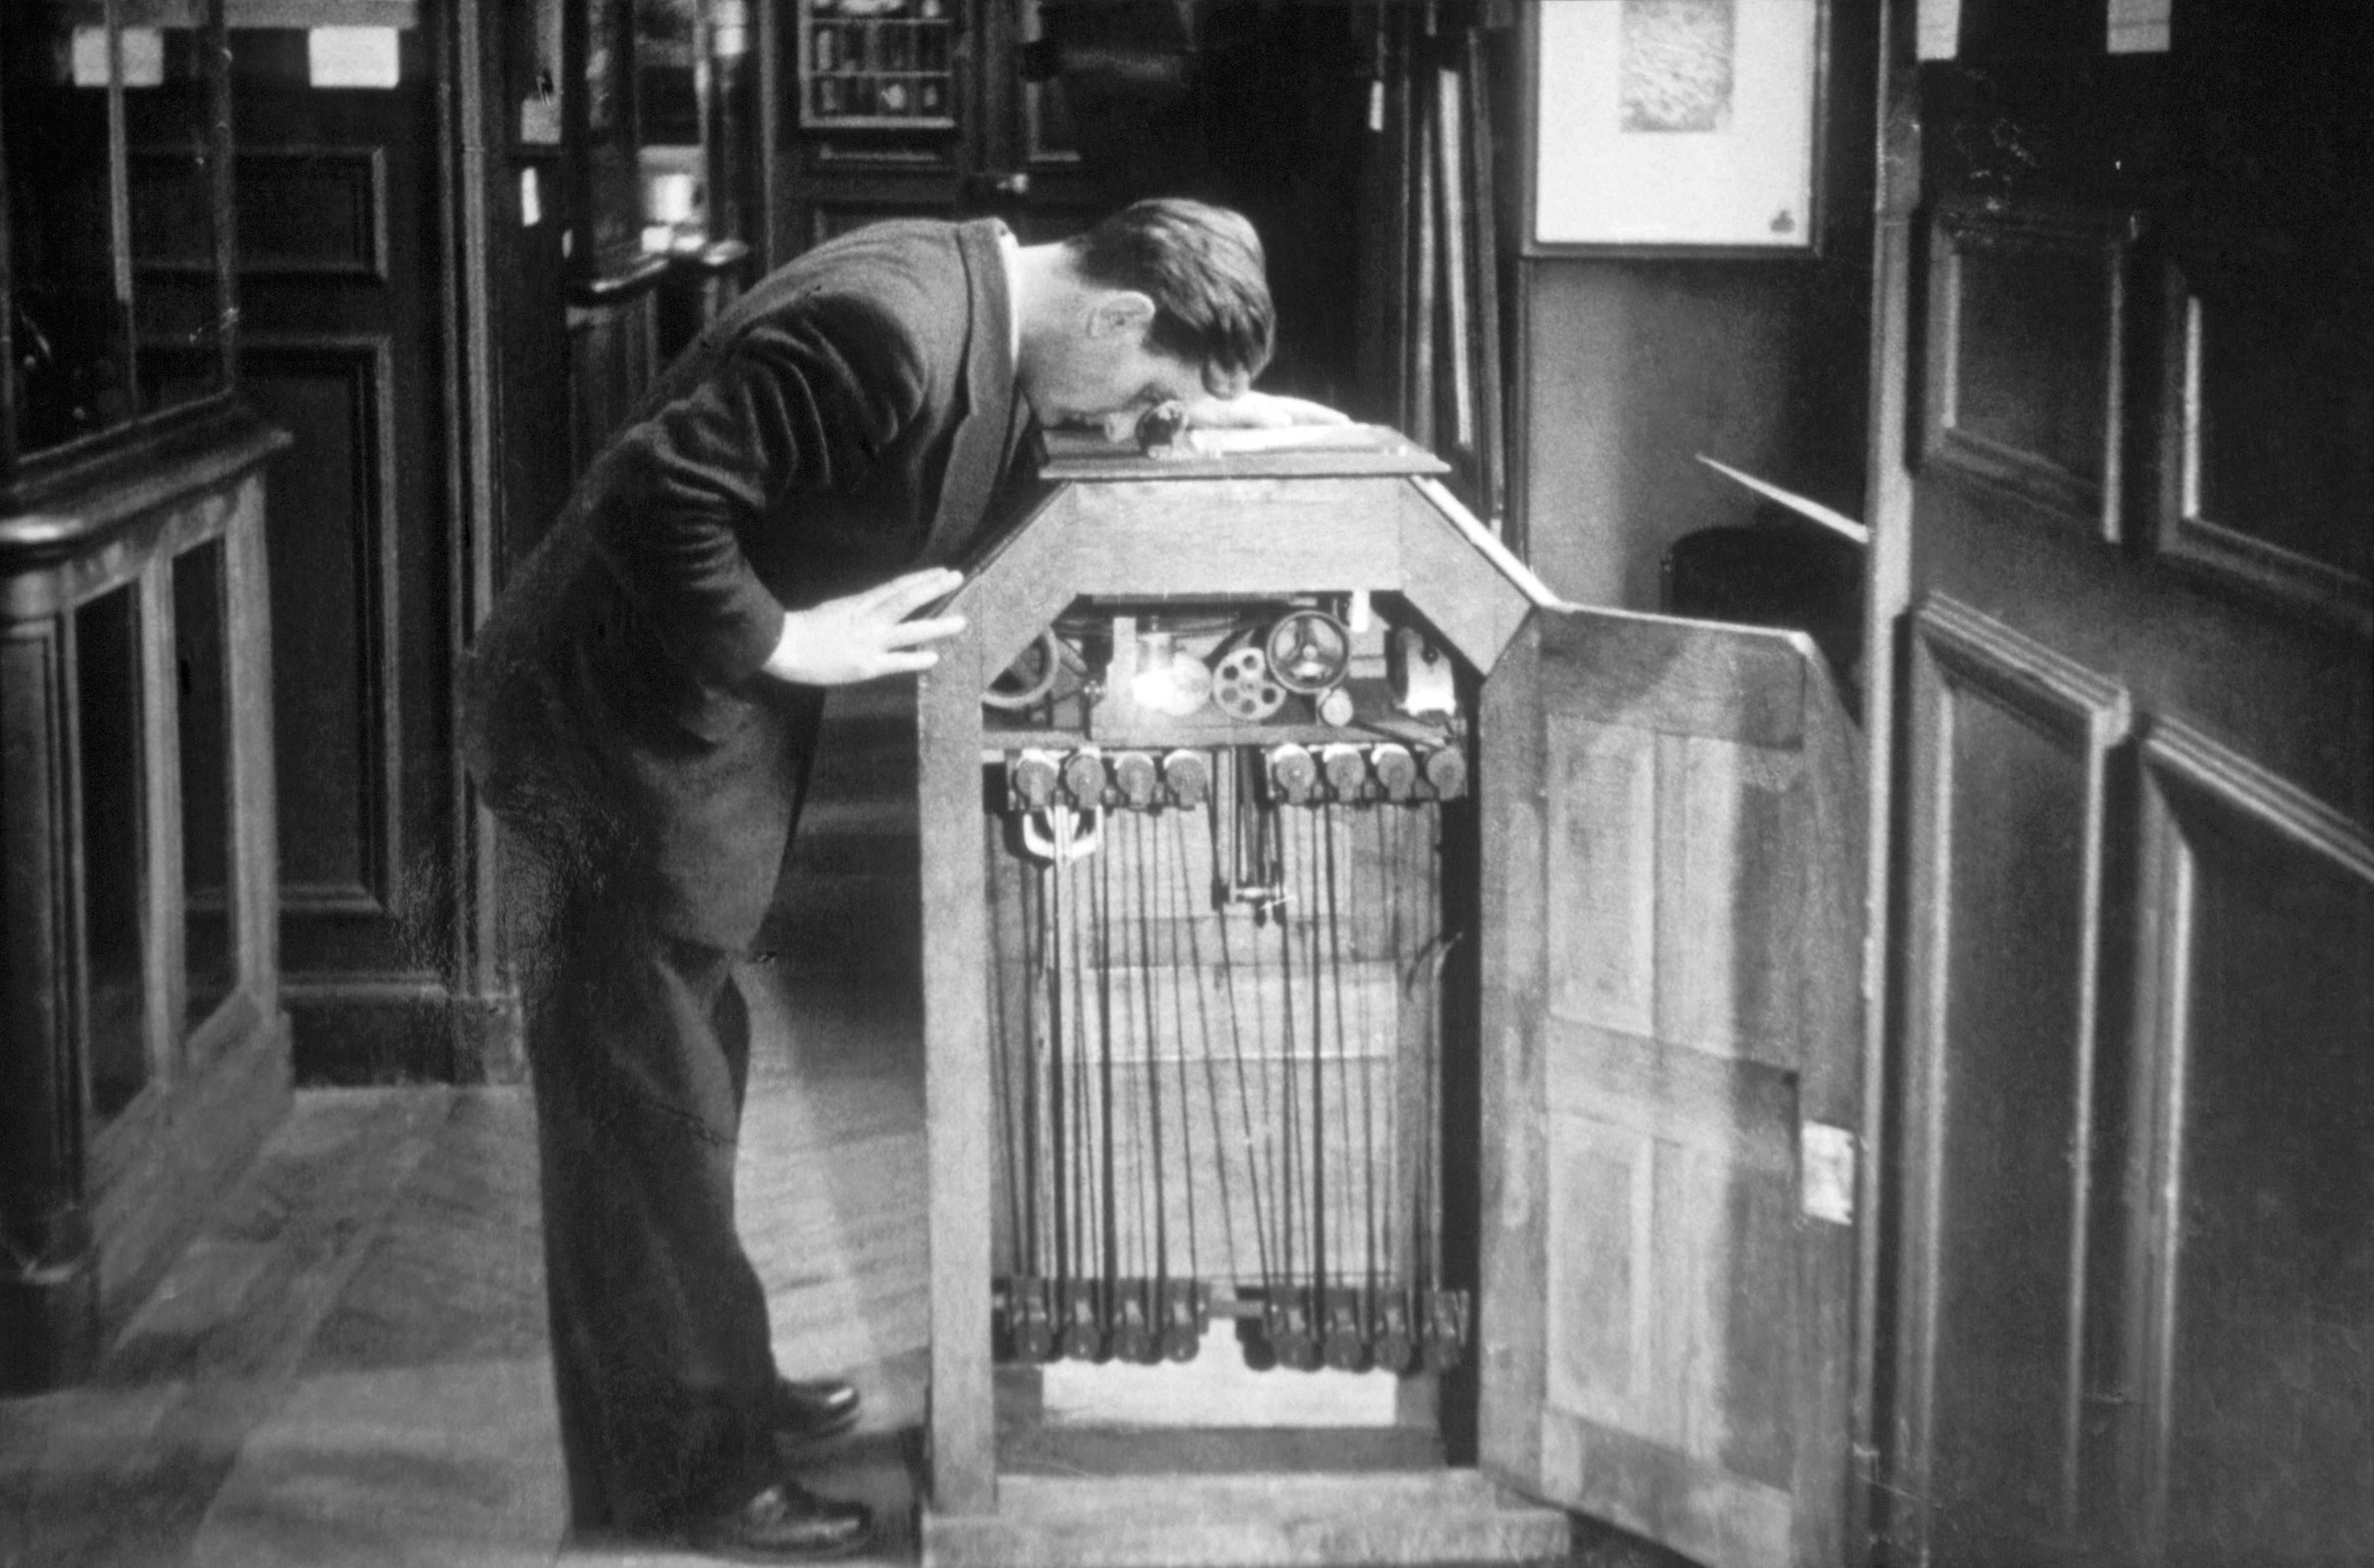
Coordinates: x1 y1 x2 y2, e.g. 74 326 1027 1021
1477 608 1866 1567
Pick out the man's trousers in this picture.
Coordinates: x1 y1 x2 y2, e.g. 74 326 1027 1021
522 879 783 1533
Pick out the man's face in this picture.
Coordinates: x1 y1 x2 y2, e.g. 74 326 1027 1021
1021 291 1210 439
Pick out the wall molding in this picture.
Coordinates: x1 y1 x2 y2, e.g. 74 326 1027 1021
1894 591 2134 1554
239 333 401 917
1924 200 2137 540
2124 708 2373 1555
2154 263 2372 631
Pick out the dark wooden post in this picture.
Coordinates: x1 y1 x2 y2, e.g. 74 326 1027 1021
0 615 99 1389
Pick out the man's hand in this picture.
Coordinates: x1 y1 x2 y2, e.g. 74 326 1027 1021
1180 390 1353 430
763 567 966 686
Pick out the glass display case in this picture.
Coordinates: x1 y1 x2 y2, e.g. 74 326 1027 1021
1 0 289 1395
2 1 238 483
775 0 1114 256
797 0 957 130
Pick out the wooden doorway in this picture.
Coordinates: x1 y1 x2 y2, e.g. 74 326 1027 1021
1861 2 2372 1562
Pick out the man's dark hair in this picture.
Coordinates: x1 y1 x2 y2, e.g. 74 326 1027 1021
1067 199 1274 397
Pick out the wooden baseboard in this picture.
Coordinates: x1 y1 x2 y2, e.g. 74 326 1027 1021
286 982 523 1086
0 1256 102 1395
921 1469 1569 1568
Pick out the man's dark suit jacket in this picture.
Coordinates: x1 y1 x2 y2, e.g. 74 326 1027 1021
464 218 1020 949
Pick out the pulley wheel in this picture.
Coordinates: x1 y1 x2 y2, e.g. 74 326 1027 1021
1323 1326 1369 1372
1372 1326 1417 1374
1273 1328 1321 1372
1211 645 1287 722
983 628 1064 710
1262 607 1352 696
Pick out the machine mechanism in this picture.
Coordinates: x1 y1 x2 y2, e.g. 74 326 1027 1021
979 586 1472 1385
914 423 1573 1567
912 420 1865 1568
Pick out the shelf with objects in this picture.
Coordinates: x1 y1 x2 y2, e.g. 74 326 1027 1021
913 420 1868 1566
0 0 291 1394
774 0 1109 261
796 0 957 130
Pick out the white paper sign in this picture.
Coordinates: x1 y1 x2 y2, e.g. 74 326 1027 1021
2108 0 2171 54
1801 1121 1857 1226
1916 0 1962 60
71 27 164 88
308 27 401 90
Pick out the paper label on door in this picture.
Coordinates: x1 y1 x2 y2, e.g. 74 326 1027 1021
1800 1121 1856 1226
309 27 401 90
1916 0 1961 60
71 27 164 88
2108 0 2171 54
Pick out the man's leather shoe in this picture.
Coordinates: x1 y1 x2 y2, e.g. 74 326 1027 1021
770 1375 861 1441
687 1479 872 1560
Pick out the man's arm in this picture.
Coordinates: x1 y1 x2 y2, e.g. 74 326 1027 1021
1090 387 1351 445
1180 389 1353 429
582 291 938 692
762 567 963 684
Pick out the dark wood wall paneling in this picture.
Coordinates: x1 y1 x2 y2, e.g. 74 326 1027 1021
565 292 661 475
498 145 577 567
1923 203 2131 535
1511 0 1881 611
2154 253 2373 627
60 10 721 1105
1895 597 2131 1561
1868 0 2373 1561
2128 722 2373 1564
243 338 399 920
176 21 526 1085
229 29 458 1082
120 12 530 1094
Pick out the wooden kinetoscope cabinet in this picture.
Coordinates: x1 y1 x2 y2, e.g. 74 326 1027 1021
915 428 1866 1567
1 0 291 1392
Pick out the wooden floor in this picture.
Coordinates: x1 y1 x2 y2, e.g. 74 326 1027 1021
0 684 1680 1568
0 965 932 1568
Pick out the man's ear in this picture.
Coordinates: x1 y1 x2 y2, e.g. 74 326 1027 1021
1085 290 1157 341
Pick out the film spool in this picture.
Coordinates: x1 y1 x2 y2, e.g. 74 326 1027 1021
1211 644 1287 722
1319 742 1369 801
1010 748 1061 810
1266 742 1318 805
1061 749 1110 807
1110 751 1160 810
1160 749 1213 807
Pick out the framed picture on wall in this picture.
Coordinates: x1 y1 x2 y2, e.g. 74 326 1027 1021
1526 0 1827 255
